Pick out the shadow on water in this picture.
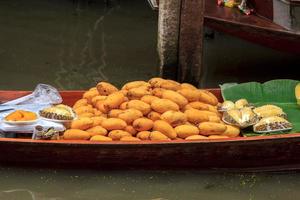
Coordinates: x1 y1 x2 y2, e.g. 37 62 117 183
201 29 300 88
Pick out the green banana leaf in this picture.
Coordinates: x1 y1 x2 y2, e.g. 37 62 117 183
220 79 300 136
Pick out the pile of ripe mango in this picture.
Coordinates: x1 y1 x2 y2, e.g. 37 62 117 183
63 78 240 141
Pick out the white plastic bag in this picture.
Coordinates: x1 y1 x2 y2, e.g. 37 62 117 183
2 84 62 105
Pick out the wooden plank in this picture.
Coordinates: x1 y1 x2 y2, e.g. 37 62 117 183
178 0 205 85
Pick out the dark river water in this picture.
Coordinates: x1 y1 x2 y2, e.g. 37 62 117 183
0 0 299 90
0 167 299 200
0 0 159 90
1 0 300 199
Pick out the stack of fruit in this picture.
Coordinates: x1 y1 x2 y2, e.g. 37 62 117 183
63 78 240 142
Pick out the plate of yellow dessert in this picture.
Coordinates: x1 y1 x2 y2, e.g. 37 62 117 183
3 110 39 125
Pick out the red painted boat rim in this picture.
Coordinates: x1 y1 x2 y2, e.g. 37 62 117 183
1 132 300 145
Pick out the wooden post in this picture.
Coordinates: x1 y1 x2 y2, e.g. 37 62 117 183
178 0 205 85
157 0 182 80
157 0 204 85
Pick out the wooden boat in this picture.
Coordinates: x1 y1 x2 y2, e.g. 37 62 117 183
151 0 300 54
1 90 300 171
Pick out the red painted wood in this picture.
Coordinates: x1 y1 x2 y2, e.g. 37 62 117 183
0 91 31 104
1 133 300 169
248 0 273 20
0 90 83 106
1 89 300 170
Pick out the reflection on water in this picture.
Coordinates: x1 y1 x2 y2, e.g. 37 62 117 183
202 30 300 88
0 0 159 90
0 167 299 200
2 189 37 200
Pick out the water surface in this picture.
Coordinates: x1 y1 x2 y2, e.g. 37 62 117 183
0 0 299 90
0 0 159 89
0 167 299 200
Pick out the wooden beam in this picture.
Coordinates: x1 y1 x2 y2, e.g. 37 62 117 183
157 0 205 84
157 0 182 80
178 0 205 85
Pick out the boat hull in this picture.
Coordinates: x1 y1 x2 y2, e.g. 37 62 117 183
1 90 300 171
0 135 300 170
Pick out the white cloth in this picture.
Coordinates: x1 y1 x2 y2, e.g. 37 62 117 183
0 119 65 133
0 104 65 133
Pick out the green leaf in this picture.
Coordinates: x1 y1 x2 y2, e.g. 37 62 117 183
220 79 300 136
220 79 299 103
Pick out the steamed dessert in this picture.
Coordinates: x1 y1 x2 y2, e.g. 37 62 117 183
253 116 292 133
218 99 252 112
235 99 251 109
222 107 258 128
217 100 235 112
39 104 75 120
253 105 287 119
